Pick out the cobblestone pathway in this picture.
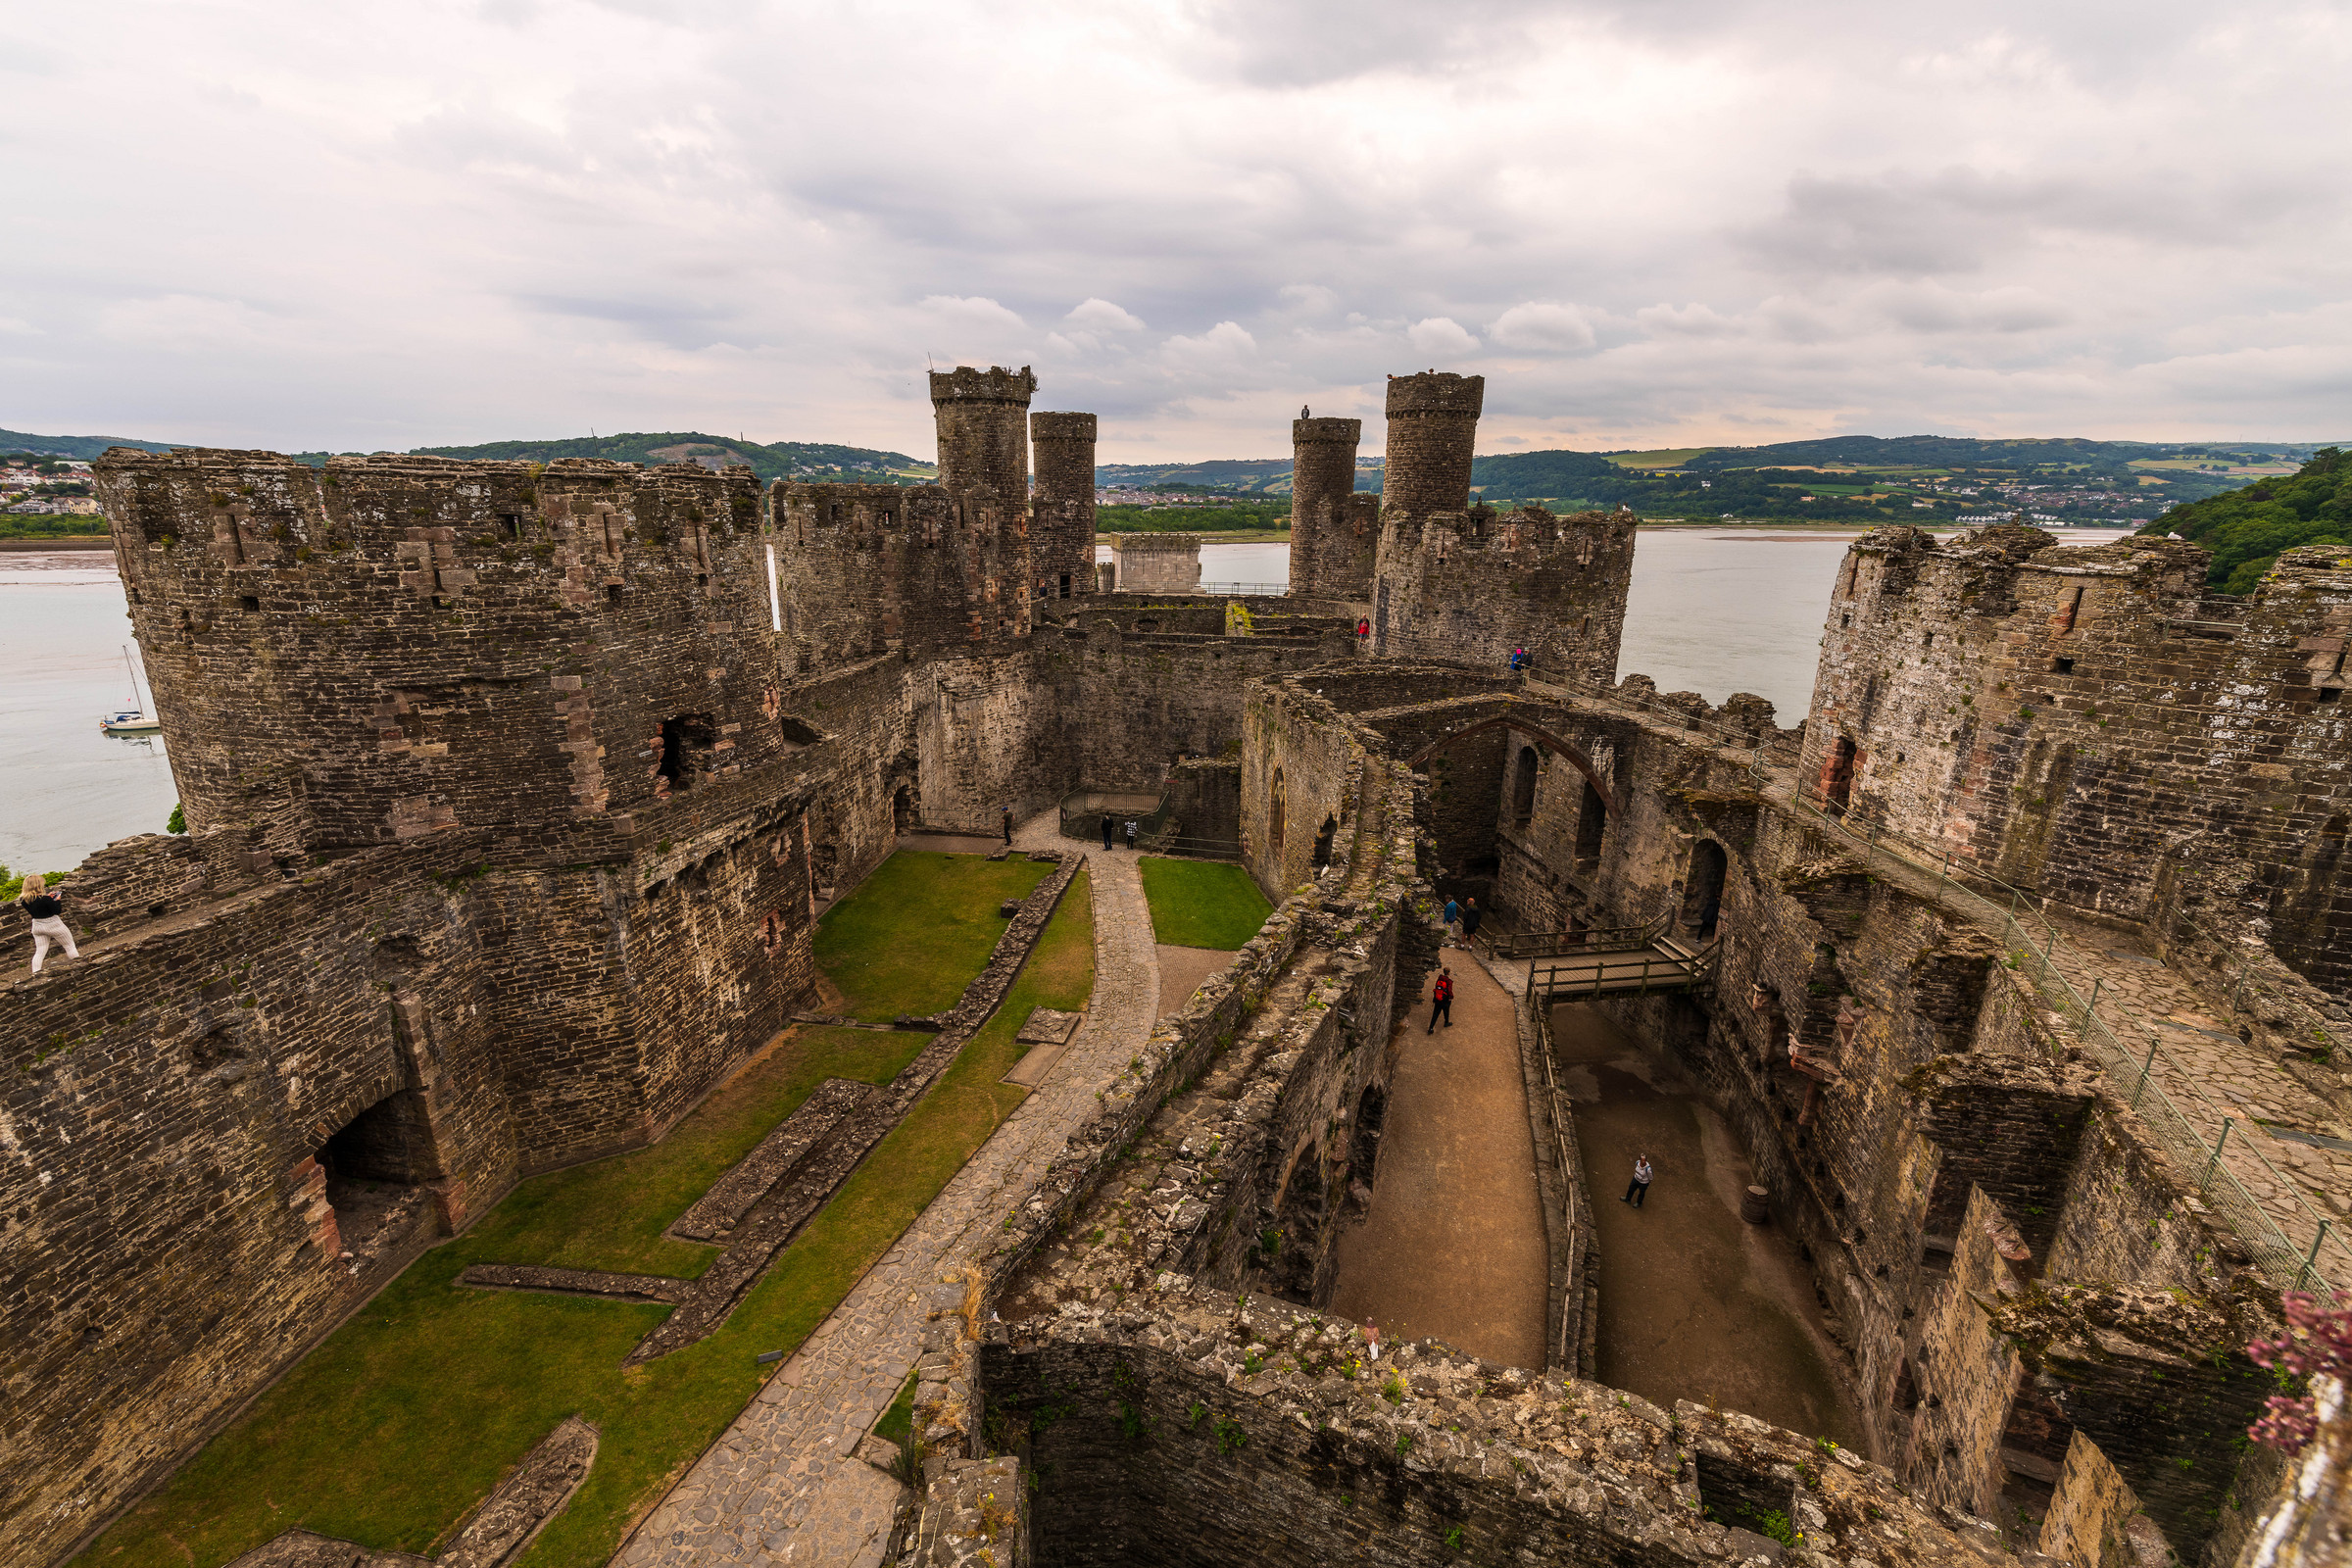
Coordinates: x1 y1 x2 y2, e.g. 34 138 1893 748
613 811 1159 1567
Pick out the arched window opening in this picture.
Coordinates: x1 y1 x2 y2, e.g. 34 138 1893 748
1268 768 1288 861
1511 745 1540 828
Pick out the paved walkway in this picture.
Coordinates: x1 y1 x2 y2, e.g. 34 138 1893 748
613 810 1159 1567
1820 812 2351 1284
1328 947 1549 1369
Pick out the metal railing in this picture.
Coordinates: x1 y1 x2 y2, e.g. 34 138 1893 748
1799 801 2345 1294
1528 988 1584 1372
1197 581 1289 597
1496 914 1669 960
1519 670 2344 1293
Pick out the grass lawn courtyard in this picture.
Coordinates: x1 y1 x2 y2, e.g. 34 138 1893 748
1137 856 1273 951
77 855 1093 1568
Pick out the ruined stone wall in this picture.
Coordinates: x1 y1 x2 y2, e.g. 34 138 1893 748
1046 621 1346 794
775 480 1032 664
1369 507 1635 685
1801 528 2352 993
1029 411 1097 605
1162 757 1241 846
93 449 796 862
1109 533 1201 595
1242 679 1363 901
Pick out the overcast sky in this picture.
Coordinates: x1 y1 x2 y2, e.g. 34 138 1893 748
4 0 2347 462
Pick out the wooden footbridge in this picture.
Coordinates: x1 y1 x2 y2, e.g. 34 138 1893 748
1502 918 1719 1002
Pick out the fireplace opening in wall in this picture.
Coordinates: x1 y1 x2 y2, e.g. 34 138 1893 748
317 1090 441 1274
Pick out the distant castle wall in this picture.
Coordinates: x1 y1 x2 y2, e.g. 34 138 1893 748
1110 532 1201 595
1288 416 1375 602
1030 411 1099 604
1370 505 1635 684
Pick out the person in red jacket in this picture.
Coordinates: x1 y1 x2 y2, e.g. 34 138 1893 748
1428 966 1453 1032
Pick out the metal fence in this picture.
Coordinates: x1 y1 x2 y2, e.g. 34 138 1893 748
1197 581 1289 597
1520 671 2345 1293
1799 803 2345 1294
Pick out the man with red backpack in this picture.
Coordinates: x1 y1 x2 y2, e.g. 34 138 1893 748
1428 966 1453 1032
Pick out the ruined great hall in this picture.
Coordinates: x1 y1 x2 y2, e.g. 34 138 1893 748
5 368 2350 1567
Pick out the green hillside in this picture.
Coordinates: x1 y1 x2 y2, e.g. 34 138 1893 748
0 427 179 458
2138 447 2352 592
319 433 934 486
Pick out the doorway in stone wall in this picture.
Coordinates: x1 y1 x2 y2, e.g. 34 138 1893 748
1268 768 1288 862
1574 779 1607 874
318 1091 443 1271
892 784 915 834
1683 840 1727 940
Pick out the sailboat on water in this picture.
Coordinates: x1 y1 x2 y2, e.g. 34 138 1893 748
99 645 163 734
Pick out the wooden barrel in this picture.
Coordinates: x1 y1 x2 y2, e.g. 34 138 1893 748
1740 1186 1771 1225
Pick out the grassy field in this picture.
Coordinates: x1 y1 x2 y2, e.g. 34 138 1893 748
1138 857 1273 950
77 858 1094 1568
1601 448 1708 469
815 851 1053 1019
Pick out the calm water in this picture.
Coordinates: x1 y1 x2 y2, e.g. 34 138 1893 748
9 530 2134 875
0 552 176 878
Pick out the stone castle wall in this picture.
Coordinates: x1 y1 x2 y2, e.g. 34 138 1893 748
1108 532 1201 595
1029 411 1098 603
1371 506 1636 684
1288 416 1376 602
1800 527 2352 993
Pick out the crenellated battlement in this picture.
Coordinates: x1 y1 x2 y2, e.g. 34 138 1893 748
926 364 1037 406
93 447 790 858
1383 369 1484 418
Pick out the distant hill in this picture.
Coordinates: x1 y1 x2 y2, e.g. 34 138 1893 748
2141 447 2352 592
0 426 934 486
0 427 181 458
334 432 934 486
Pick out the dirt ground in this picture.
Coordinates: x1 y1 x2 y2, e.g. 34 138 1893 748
1328 954 1548 1369
1155 944 1232 1019
1552 1001 1867 1450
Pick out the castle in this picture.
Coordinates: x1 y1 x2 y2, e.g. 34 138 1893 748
4 367 2348 1568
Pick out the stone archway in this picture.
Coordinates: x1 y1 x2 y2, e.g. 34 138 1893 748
1269 767 1288 861
1407 717 1611 817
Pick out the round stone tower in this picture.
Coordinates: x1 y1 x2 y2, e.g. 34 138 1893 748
929 365 1037 505
1031 411 1098 598
1381 371 1484 516
1291 416 1364 600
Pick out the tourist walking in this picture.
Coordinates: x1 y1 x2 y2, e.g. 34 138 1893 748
1459 897 1484 949
1355 617 1370 642
1101 812 1114 850
1442 896 1461 946
20 878 77 973
1427 967 1453 1032
1622 1153 1653 1207
1123 818 1139 853
1002 806 1014 846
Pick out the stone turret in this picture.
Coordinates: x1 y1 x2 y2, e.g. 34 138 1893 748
1290 414 1376 602
1381 371 1484 517
1030 411 1098 602
929 365 1036 507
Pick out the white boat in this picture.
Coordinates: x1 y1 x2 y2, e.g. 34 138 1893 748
99 646 164 733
